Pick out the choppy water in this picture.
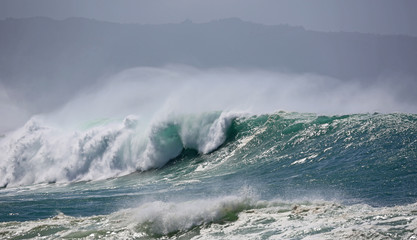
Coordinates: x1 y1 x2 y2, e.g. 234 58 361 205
1 112 417 239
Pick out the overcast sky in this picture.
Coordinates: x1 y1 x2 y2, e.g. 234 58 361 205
0 0 416 36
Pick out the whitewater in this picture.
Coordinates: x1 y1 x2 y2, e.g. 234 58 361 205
1 67 417 239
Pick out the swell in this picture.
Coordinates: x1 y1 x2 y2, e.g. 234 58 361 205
171 112 417 205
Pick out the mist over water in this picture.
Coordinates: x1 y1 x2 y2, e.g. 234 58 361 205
45 66 417 126
0 84 29 132
2 65 416 135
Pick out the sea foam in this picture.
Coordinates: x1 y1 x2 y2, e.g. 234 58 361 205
1 197 416 239
0 111 238 187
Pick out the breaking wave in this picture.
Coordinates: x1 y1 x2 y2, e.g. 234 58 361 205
0 111 238 187
1 111 416 203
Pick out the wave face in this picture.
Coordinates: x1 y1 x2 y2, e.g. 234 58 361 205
1 112 417 239
218 112 417 206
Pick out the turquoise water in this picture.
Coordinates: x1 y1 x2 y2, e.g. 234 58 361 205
1 112 417 239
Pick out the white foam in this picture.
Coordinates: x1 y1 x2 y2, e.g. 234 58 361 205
195 201 417 240
117 196 253 236
1 198 416 239
0 111 238 187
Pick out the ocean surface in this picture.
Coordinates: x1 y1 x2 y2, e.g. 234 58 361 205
1 111 417 239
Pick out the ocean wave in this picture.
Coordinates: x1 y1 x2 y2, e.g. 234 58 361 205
0 111 238 187
1 112 416 209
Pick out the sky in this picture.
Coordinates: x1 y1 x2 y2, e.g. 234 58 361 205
0 0 416 36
